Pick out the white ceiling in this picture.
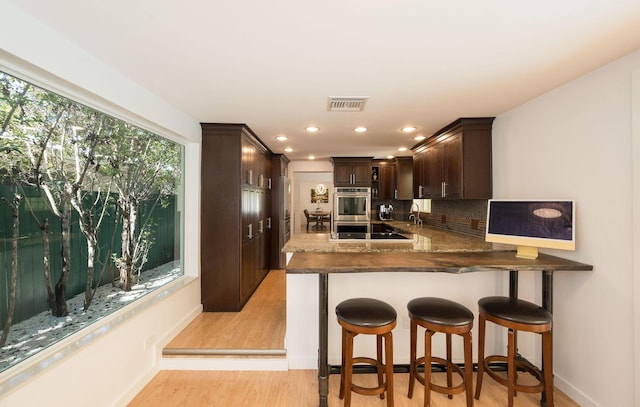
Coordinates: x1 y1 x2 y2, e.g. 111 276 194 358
9 0 640 160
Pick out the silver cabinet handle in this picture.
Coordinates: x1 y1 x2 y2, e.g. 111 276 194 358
394 189 398 199
268 178 272 189
248 223 253 239
418 185 424 198
248 169 253 185
442 181 446 197
259 219 264 233
267 217 272 229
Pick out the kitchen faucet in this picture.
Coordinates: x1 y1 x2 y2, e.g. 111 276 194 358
409 203 422 225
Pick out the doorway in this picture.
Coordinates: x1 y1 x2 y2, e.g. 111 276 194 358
292 171 333 234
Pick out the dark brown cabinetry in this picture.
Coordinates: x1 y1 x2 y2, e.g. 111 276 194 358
372 157 413 200
412 117 494 199
332 157 373 187
201 123 272 311
394 157 414 200
372 160 394 199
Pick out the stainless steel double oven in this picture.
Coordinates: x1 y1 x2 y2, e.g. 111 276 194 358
332 187 371 233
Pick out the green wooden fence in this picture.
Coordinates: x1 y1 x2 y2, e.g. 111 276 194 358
0 184 179 326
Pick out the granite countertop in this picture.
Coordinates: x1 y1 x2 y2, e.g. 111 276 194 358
282 220 504 253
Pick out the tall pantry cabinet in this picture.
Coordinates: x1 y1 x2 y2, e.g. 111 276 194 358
201 123 272 311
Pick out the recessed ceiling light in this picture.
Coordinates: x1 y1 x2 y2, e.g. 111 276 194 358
308 155 316 160
414 135 426 141
354 127 367 133
402 126 417 133
305 126 319 133
386 155 395 159
284 147 293 153
275 135 288 141
398 147 408 152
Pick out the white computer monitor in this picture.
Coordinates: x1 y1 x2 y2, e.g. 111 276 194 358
485 199 575 259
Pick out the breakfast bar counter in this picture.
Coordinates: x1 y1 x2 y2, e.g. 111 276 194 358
283 227 592 407
285 250 591 275
283 222 494 253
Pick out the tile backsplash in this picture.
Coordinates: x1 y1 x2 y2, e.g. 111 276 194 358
419 199 487 238
371 198 487 238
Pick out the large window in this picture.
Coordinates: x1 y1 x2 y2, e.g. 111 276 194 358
0 71 184 373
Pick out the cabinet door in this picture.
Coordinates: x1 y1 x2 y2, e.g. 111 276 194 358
378 164 395 199
443 134 462 198
241 138 256 185
428 145 443 198
241 188 253 242
413 150 425 198
241 239 254 302
352 163 372 186
395 157 413 200
333 163 353 186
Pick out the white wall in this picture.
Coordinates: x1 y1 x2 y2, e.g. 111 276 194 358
492 49 640 407
0 2 203 406
289 160 334 232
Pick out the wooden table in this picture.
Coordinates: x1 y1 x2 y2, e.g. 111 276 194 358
311 211 330 230
286 251 593 407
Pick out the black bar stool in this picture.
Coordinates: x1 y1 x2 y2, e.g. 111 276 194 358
335 298 397 407
407 297 474 407
474 296 554 407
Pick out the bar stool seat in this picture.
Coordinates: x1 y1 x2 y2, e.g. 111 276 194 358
474 296 554 407
336 298 397 407
407 297 474 407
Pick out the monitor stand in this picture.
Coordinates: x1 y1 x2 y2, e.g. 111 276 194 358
516 245 539 259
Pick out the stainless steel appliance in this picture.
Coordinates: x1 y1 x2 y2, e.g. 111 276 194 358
276 176 291 269
378 204 393 220
333 187 370 233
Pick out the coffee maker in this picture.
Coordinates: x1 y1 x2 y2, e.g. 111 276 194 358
378 204 393 220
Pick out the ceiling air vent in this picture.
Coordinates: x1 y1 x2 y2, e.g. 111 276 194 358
327 96 369 112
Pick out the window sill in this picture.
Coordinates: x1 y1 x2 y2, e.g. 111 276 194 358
0 274 196 395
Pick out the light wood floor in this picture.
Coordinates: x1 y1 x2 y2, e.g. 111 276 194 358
128 369 579 406
164 268 286 351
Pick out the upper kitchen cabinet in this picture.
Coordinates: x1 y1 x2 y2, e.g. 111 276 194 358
371 159 394 199
394 156 413 200
241 134 270 188
332 157 373 187
412 117 494 199
372 157 413 200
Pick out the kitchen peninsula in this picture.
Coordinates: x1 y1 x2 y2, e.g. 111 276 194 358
283 223 592 407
